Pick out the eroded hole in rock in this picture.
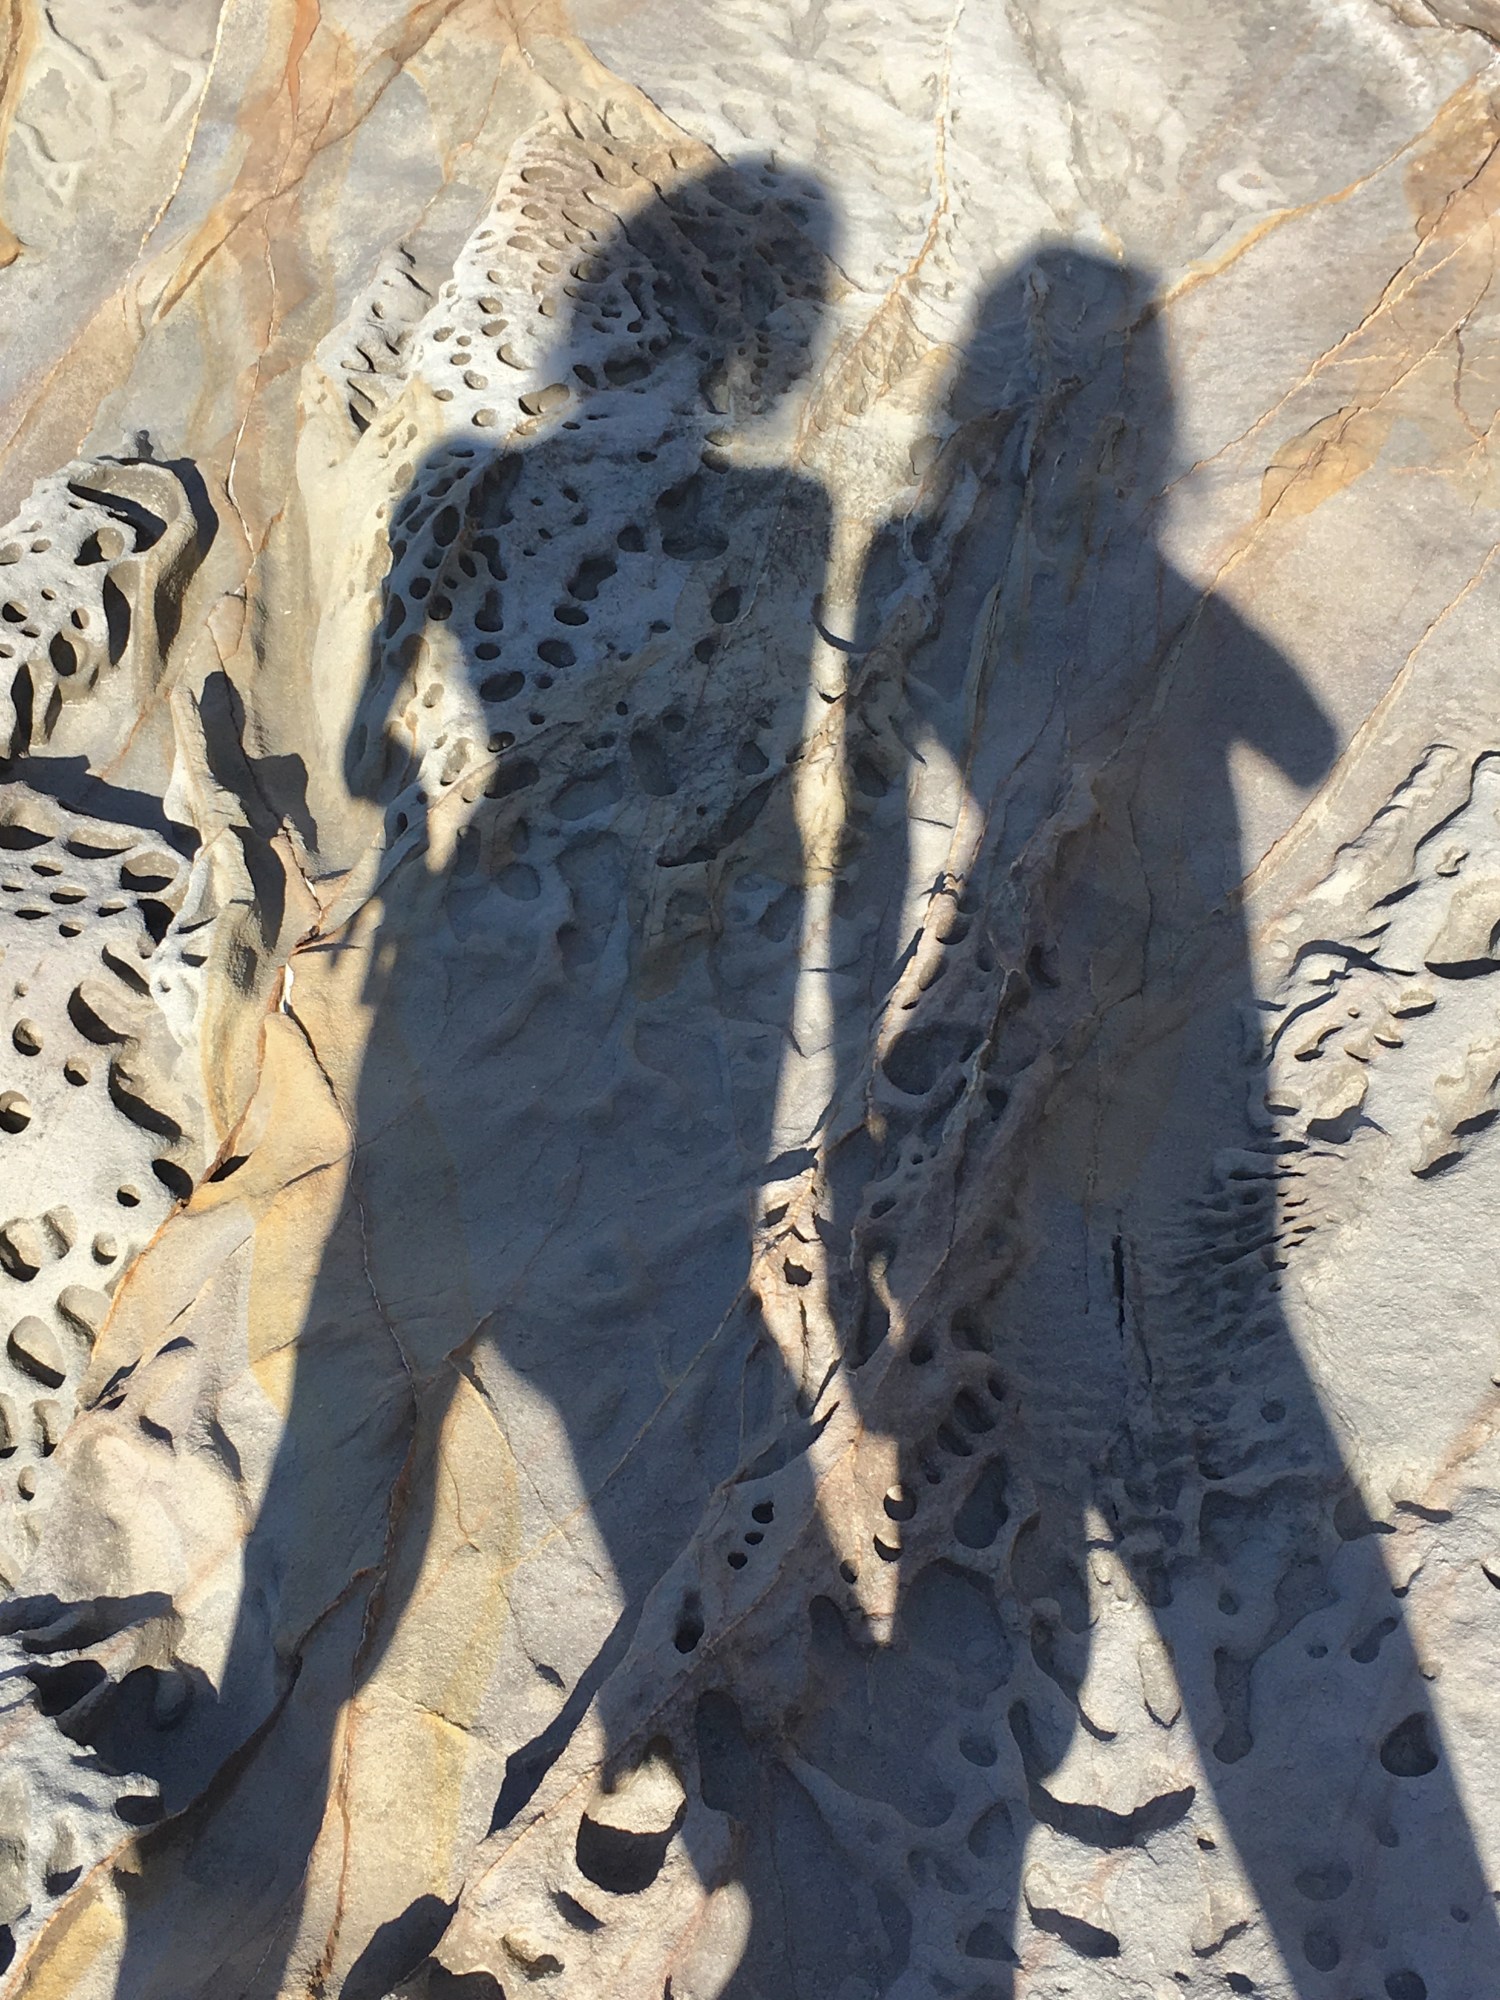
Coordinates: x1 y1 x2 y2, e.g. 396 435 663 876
151 1159 193 1203
25 1657 105 1718
575 1741 685 1894
673 1592 704 1653
1386 1972 1429 2000
113 1794 164 1827
1380 1712 1439 1778
1026 1901 1120 1960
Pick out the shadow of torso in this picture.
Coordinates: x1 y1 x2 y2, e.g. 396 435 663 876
107 186 843 1989
810 251 1500 1999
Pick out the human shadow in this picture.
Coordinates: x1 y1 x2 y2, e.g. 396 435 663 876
23 213 1495 2000
806 246 1500 1995
95 160 841 1997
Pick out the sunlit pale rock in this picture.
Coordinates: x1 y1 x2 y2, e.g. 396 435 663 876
1 4 1500 1997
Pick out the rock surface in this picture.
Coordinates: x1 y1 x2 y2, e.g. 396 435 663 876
1 2 1499 1996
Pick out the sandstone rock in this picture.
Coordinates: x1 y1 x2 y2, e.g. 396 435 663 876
0 3 1498 1998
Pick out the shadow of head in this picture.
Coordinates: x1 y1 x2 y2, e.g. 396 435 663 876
941 242 1336 788
945 243 1171 510
344 155 839 817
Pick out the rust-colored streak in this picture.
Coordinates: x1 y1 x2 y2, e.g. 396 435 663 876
1257 405 1393 522
0 0 38 266
1406 77 1500 239
152 0 478 325
285 0 321 120
153 5 350 326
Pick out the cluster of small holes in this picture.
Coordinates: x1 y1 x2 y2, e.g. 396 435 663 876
862 1318 1010 1566
0 466 178 756
0 808 192 1509
726 1496 775 1571
345 125 836 820
0 836 164 946
322 247 435 430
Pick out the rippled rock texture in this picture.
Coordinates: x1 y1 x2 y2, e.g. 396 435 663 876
2 3 1500 1996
